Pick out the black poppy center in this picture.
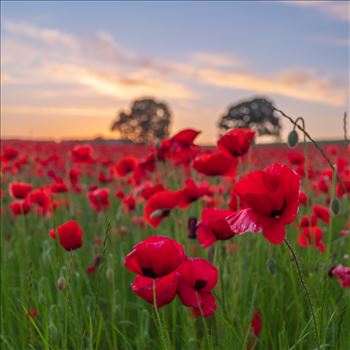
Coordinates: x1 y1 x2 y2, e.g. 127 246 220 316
270 200 286 219
162 209 171 217
194 279 207 291
142 267 157 278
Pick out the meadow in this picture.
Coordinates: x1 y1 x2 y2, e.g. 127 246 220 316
1 124 349 350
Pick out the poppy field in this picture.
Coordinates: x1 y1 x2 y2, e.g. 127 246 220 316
1 122 350 350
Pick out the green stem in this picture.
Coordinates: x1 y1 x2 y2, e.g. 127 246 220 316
272 106 347 193
195 292 211 350
284 239 319 350
152 279 169 350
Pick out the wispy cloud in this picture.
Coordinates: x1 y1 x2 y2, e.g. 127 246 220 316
2 20 348 113
192 68 347 107
1 105 116 118
40 63 195 99
187 52 245 68
3 20 76 47
283 1 350 22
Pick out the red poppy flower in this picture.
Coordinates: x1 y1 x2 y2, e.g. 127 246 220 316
50 181 68 193
98 170 113 184
9 182 32 199
171 129 201 147
28 189 51 215
50 220 83 251
88 188 110 212
317 177 329 194
227 162 301 244
228 188 239 211
144 190 179 227
71 144 94 164
288 152 305 166
337 177 350 198
139 153 156 173
69 168 81 187
251 309 262 337
86 254 102 274
115 190 125 199
141 183 165 200
299 215 317 228
125 236 186 277
298 226 325 253
1 147 19 162
299 192 307 206
197 208 236 248
177 179 210 208
193 151 237 177
329 265 350 288
115 157 138 177
157 129 201 162
217 128 255 158
9 200 31 216
122 195 136 212
131 273 179 307
312 205 330 224
124 236 187 307
177 258 218 317
27 309 39 318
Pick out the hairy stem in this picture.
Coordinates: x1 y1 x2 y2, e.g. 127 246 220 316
272 106 347 193
284 238 319 350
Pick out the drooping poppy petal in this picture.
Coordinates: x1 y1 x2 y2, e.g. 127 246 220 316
312 205 330 224
9 182 32 199
131 272 179 307
191 292 216 318
115 157 138 177
197 208 236 248
144 190 179 227
193 151 237 177
217 128 255 158
227 162 300 245
329 265 350 288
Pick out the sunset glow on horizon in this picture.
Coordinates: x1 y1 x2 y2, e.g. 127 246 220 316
1 1 349 144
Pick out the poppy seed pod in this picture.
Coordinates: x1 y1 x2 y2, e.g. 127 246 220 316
57 276 66 291
331 198 340 215
287 130 299 148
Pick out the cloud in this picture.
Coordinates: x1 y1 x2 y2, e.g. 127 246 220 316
187 52 244 68
283 1 350 22
2 20 76 47
194 68 347 107
1 105 116 118
2 20 347 111
40 63 195 99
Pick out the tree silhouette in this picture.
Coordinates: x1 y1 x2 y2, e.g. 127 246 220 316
217 97 281 139
111 98 171 144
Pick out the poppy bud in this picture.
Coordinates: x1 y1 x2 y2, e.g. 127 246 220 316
187 217 198 239
57 276 66 291
267 257 276 274
39 293 46 305
106 268 113 281
49 323 58 339
287 130 299 148
27 309 38 318
331 198 340 215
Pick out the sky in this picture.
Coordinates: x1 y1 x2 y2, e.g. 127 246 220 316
1 1 349 144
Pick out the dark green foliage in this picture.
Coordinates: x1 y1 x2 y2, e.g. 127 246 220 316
111 98 171 144
218 97 281 139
